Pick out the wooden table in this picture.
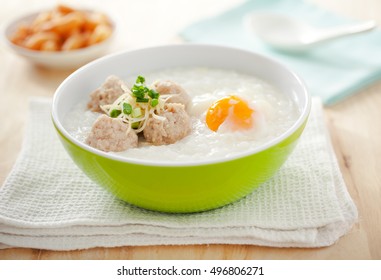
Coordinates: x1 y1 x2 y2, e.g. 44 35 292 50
0 0 380 259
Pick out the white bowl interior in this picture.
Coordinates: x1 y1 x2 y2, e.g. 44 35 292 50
53 44 310 165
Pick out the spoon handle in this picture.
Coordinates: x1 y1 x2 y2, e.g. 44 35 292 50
317 21 377 42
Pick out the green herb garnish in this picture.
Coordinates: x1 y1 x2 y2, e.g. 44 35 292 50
151 98 159 107
131 76 160 105
131 122 140 129
136 76 145 84
110 109 121 118
148 89 159 99
123 103 132 115
131 85 146 98
136 97 149 103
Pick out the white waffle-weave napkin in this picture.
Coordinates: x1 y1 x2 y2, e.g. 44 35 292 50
0 97 357 250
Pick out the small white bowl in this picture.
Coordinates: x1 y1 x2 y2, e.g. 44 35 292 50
2 8 116 70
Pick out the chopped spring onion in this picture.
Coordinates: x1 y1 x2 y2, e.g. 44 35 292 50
131 86 146 98
148 89 159 99
151 98 159 107
136 97 149 103
136 75 145 84
131 78 159 103
123 103 132 114
131 122 140 129
110 109 121 118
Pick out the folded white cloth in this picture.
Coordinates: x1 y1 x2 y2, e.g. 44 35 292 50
0 97 357 250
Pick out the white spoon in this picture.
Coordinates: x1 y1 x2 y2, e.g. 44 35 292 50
245 13 377 52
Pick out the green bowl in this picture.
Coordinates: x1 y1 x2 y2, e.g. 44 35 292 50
52 44 311 213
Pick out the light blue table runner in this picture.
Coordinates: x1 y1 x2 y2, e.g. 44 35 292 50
181 0 381 104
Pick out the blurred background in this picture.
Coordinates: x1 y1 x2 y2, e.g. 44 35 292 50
1 0 242 51
2 0 379 53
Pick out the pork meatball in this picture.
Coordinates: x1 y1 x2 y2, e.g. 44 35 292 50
143 103 191 145
86 115 138 152
87 75 127 112
152 80 190 108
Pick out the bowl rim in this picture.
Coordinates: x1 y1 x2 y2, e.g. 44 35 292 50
52 43 311 167
1 6 117 57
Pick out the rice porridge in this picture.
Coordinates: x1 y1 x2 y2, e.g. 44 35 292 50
64 67 300 162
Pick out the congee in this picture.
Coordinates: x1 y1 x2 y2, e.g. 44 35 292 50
63 67 300 162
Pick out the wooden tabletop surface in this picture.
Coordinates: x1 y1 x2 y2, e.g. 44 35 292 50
0 0 380 259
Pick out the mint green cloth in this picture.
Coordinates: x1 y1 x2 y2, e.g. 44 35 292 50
180 0 381 105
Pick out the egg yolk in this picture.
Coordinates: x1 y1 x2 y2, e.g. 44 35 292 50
206 95 254 132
